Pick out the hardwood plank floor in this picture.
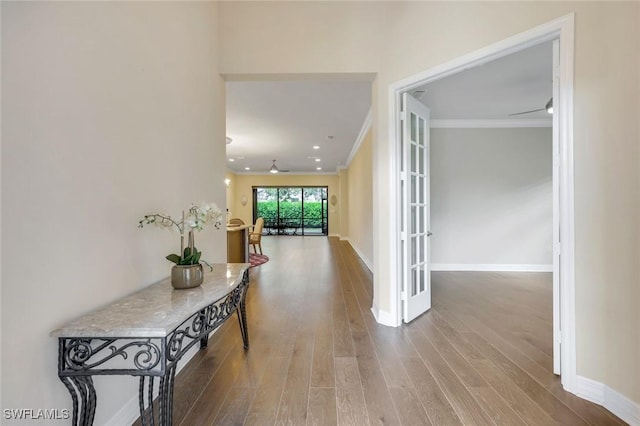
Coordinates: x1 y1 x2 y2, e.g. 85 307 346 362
150 236 625 426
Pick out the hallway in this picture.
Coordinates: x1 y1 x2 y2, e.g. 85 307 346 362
165 236 623 425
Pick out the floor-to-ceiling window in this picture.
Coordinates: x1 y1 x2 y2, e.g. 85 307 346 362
253 186 328 236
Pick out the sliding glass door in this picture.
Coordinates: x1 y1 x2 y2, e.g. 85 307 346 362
253 186 328 236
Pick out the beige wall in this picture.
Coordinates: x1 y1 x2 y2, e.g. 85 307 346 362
338 169 349 239
227 174 341 236
226 171 237 221
218 1 640 402
1 2 225 423
345 129 374 269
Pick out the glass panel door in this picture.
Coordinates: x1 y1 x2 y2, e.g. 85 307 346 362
303 187 327 235
401 92 431 323
254 186 328 236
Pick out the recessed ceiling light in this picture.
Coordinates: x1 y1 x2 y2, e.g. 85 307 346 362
244 167 250 170
228 158 235 162
315 158 321 162
316 167 322 171
313 145 320 150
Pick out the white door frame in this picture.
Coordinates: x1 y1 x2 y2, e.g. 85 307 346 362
387 14 576 393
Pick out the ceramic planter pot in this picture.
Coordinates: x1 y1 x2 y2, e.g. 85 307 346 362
171 264 204 289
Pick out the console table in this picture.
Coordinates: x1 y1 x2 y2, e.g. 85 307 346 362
51 263 250 426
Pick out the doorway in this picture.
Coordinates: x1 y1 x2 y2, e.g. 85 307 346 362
253 186 329 236
390 14 576 392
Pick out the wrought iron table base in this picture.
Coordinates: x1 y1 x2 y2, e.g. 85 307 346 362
57 271 249 426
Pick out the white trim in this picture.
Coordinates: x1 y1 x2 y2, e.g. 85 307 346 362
387 13 576 392
328 233 341 238
557 14 577 394
345 108 373 167
105 336 209 426
604 387 640 426
576 376 640 426
576 376 605 405
370 302 396 327
345 238 373 272
430 264 553 272
431 118 552 128
390 14 571 93
232 171 338 176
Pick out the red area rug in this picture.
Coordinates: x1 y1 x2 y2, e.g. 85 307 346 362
249 253 269 268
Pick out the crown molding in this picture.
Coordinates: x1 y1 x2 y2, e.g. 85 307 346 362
430 118 552 128
345 108 373 167
232 171 338 176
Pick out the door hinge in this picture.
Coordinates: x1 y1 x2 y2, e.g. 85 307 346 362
400 111 407 121
553 242 561 255
401 291 407 301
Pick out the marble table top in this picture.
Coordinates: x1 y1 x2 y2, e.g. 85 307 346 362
51 263 250 339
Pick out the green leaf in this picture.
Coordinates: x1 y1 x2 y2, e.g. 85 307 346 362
166 254 181 264
193 250 202 263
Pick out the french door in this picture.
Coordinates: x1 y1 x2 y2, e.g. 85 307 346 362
400 93 432 322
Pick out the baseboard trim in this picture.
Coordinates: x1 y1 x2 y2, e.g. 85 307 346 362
576 375 640 426
371 302 397 327
576 376 605 404
346 240 373 272
430 263 553 272
105 333 212 426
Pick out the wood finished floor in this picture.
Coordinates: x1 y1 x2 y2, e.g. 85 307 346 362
162 236 625 426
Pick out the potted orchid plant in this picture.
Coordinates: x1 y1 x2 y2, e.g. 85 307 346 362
139 202 224 289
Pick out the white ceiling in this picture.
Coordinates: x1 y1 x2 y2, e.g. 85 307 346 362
415 41 553 119
225 80 372 174
225 41 552 174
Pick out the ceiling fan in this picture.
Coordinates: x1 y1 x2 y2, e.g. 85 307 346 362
269 160 289 174
509 97 553 116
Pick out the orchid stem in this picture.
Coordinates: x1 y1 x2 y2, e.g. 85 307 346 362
180 211 185 259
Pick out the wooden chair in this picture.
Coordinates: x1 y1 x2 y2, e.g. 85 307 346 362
229 218 245 226
249 217 264 255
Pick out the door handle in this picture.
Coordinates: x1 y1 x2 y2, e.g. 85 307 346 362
427 231 433 237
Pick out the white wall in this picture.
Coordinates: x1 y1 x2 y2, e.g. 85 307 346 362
430 127 552 269
1 2 224 424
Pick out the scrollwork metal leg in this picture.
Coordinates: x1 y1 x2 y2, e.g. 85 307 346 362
237 300 249 349
157 365 176 426
199 334 209 349
60 377 79 426
139 376 157 426
80 377 97 425
60 376 96 426
167 365 177 424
